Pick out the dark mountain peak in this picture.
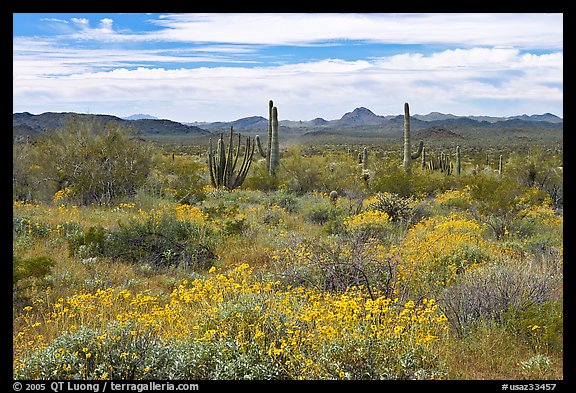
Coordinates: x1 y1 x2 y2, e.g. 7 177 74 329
337 107 387 126
230 116 268 130
341 107 376 119
309 117 328 125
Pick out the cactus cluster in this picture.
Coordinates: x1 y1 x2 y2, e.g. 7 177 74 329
358 147 370 183
256 100 280 176
423 146 461 176
208 126 255 190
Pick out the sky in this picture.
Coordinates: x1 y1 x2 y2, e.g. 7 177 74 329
13 13 563 123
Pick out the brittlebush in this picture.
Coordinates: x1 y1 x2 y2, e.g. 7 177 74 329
15 264 449 380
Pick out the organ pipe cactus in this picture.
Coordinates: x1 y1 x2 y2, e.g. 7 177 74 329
403 102 424 173
255 100 280 176
208 126 255 190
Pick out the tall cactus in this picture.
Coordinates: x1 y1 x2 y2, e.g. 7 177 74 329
208 126 255 190
421 146 426 169
360 146 370 183
255 100 280 176
403 102 424 173
455 145 461 176
498 154 503 175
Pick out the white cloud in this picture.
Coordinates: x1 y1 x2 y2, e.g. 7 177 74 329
12 13 563 121
36 13 563 50
71 18 89 28
13 47 563 121
146 13 562 49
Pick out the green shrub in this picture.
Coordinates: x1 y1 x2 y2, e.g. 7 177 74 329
265 189 299 213
68 226 108 258
31 116 155 205
243 159 281 192
143 154 208 203
13 255 56 284
106 214 216 270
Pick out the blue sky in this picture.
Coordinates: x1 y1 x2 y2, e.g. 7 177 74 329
13 13 563 123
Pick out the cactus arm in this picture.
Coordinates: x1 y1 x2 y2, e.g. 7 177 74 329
233 136 255 189
230 131 241 179
208 138 217 187
255 135 267 158
411 140 424 160
216 134 225 186
225 127 234 186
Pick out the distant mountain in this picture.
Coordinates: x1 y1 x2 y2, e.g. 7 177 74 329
413 112 460 121
13 108 562 142
122 114 158 120
200 116 268 131
415 112 563 124
334 107 388 126
13 112 210 139
506 113 563 123
309 117 329 126
414 126 464 139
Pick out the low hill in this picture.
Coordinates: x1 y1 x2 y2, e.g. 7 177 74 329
13 112 210 139
414 126 464 139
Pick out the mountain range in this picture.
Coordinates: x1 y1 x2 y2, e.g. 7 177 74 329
188 106 562 131
13 107 563 141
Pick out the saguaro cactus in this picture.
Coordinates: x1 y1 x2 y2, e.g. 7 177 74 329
403 102 424 173
421 146 426 169
455 146 461 176
208 126 255 190
255 100 280 176
498 154 503 175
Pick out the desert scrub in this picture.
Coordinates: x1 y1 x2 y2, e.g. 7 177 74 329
271 234 398 298
364 192 417 222
106 209 217 269
64 207 217 270
391 212 497 299
14 263 449 380
438 261 561 339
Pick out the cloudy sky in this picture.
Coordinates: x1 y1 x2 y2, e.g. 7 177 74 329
13 13 563 123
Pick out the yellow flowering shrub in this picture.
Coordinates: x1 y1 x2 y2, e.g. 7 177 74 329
432 187 475 211
343 210 391 234
392 213 496 296
52 187 74 204
174 204 207 225
14 263 449 379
